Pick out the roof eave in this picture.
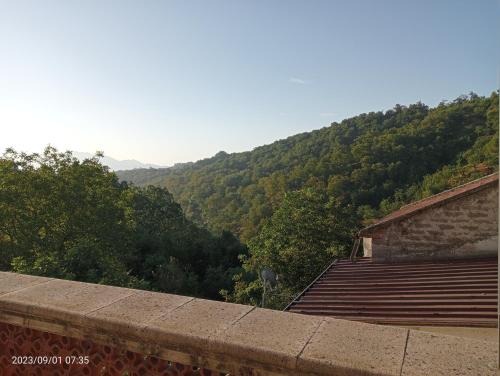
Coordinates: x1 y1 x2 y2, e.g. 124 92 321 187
358 174 498 238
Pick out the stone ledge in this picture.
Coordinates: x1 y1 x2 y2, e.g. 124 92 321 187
297 318 408 375
401 330 498 376
0 272 497 375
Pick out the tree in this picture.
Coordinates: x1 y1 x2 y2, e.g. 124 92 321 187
225 187 359 309
0 147 140 286
0 147 246 299
118 92 498 242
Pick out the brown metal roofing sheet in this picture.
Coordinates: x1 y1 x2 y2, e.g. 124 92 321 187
359 173 498 236
285 257 498 328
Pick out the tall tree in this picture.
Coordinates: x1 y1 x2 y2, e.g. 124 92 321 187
0 147 246 299
225 187 359 309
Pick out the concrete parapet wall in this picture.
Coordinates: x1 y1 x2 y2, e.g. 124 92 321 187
0 272 497 375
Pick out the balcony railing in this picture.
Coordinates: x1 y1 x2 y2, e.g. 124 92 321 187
0 271 497 375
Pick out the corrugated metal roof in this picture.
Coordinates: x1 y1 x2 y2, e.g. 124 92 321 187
359 173 498 236
286 257 498 328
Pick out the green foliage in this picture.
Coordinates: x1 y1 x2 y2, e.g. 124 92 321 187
378 93 499 214
2 91 497 310
0 147 246 299
0 147 136 286
225 187 359 309
118 92 498 307
123 184 247 298
118 92 499 242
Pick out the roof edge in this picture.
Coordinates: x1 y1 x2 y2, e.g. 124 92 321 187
284 259 338 311
359 172 499 237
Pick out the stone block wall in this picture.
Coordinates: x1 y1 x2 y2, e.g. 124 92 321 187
365 184 498 262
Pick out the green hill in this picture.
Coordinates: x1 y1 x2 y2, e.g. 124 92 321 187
118 92 498 241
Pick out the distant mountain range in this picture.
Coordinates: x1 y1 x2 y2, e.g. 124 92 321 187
73 152 166 171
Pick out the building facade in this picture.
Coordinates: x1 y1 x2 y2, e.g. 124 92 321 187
360 173 498 263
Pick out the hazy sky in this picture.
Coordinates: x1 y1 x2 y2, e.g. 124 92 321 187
1 1 499 165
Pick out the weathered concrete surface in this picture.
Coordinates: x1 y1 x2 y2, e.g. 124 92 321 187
0 278 135 325
363 237 372 257
144 298 254 353
0 272 52 295
214 308 323 370
87 290 193 337
297 318 408 376
403 325 499 343
401 330 498 376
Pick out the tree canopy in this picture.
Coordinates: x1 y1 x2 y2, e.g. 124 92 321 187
119 92 498 237
119 91 498 308
2 91 497 310
223 187 359 308
0 147 246 299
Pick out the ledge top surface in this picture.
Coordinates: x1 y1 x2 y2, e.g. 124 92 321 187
0 272 497 376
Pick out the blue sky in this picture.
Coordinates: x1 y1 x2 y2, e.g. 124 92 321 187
1 1 499 165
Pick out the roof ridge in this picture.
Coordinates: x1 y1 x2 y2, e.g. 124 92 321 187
359 172 498 236
399 172 498 210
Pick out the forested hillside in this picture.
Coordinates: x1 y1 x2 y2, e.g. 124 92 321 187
119 92 499 241
3 92 497 311
0 148 246 300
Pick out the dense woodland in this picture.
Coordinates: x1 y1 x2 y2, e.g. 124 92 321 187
119 92 499 238
1 92 498 309
0 148 246 299
120 91 499 307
